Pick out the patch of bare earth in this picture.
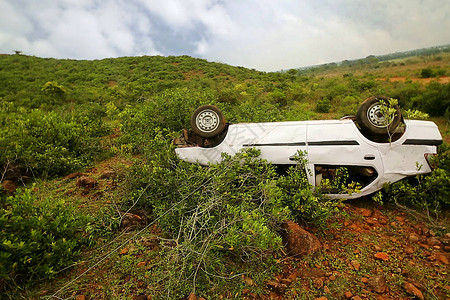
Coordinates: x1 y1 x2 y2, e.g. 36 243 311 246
376 76 450 84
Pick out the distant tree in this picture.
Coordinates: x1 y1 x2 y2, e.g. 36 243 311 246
420 68 434 78
41 81 66 99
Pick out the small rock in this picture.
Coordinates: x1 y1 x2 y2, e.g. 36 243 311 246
427 237 441 246
65 172 86 179
360 208 372 217
404 282 424 300
404 245 414 255
373 245 382 251
269 292 278 299
76 176 97 189
243 275 254 286
344 291 353 298
120 212 148 232
137 261 146 267
280 277 294 285
408 234 420 243
351 296 362 300
374 252 389 261
323 286 330 294
379 218 388 225
242 288 250 294
313 277 324 289
361 277 369 284
437 254 449 265
366 218 377 225
314 297 327 300
368 275 386 293
75 296 85 300
395 216 405 222
119 248 129 255
266 279 279 289
100 170 117 179
1 180 17 194
187 292 197 300
281 221 322 257
351 260 361 270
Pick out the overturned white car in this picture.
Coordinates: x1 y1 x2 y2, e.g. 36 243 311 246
175 96 443 199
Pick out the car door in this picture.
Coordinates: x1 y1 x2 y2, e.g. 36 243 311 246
306 120 384 198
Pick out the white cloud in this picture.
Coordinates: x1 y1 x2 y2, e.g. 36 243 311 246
0 0 448 71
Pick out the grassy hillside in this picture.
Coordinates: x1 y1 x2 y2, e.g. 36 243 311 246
0 50 449 299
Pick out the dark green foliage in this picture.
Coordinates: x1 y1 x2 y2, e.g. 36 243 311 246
277 153 338 228
0 102 109 178
413 82 450 117
315 98 331 113
420 68 434 78
0 189 89 289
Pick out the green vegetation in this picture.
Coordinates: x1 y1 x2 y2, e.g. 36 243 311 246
0 188 89 288
0 49 449 298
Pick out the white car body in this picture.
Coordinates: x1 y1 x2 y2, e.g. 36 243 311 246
175 119 442 199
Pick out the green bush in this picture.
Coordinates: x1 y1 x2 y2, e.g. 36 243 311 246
122 134 337 297
0 106 106 178
0 188 89 290
420 68 434 78
277 152 338 228
315 98 331 113
413 82 450 117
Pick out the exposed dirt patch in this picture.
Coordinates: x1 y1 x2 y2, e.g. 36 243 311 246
183 70 205 81
107 80 117 87
376 76 450 84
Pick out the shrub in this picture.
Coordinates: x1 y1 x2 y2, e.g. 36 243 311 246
0 188 89 290
315 98 331 113
0 107 106 178
122 134 338 297
41 81 67 105
420 68 434 78
414 82 450 117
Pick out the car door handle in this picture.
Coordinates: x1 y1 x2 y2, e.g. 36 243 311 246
364 154 376 160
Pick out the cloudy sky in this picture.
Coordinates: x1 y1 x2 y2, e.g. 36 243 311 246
1 0 449 71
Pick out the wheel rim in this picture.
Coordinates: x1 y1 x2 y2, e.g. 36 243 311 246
195 109 220 133
366 102 394 128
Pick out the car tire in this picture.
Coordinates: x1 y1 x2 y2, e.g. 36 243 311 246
356 96 402 136
191 105 226 138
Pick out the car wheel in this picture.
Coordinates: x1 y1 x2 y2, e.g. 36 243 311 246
356 96 402 136
191 105 226 138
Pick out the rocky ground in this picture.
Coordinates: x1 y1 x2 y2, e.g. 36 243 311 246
260 202 449 300
12 160 449 300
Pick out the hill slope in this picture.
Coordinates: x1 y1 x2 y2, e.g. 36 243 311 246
0 51 449 299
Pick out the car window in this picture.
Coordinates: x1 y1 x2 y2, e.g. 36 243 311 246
314 165 378 194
